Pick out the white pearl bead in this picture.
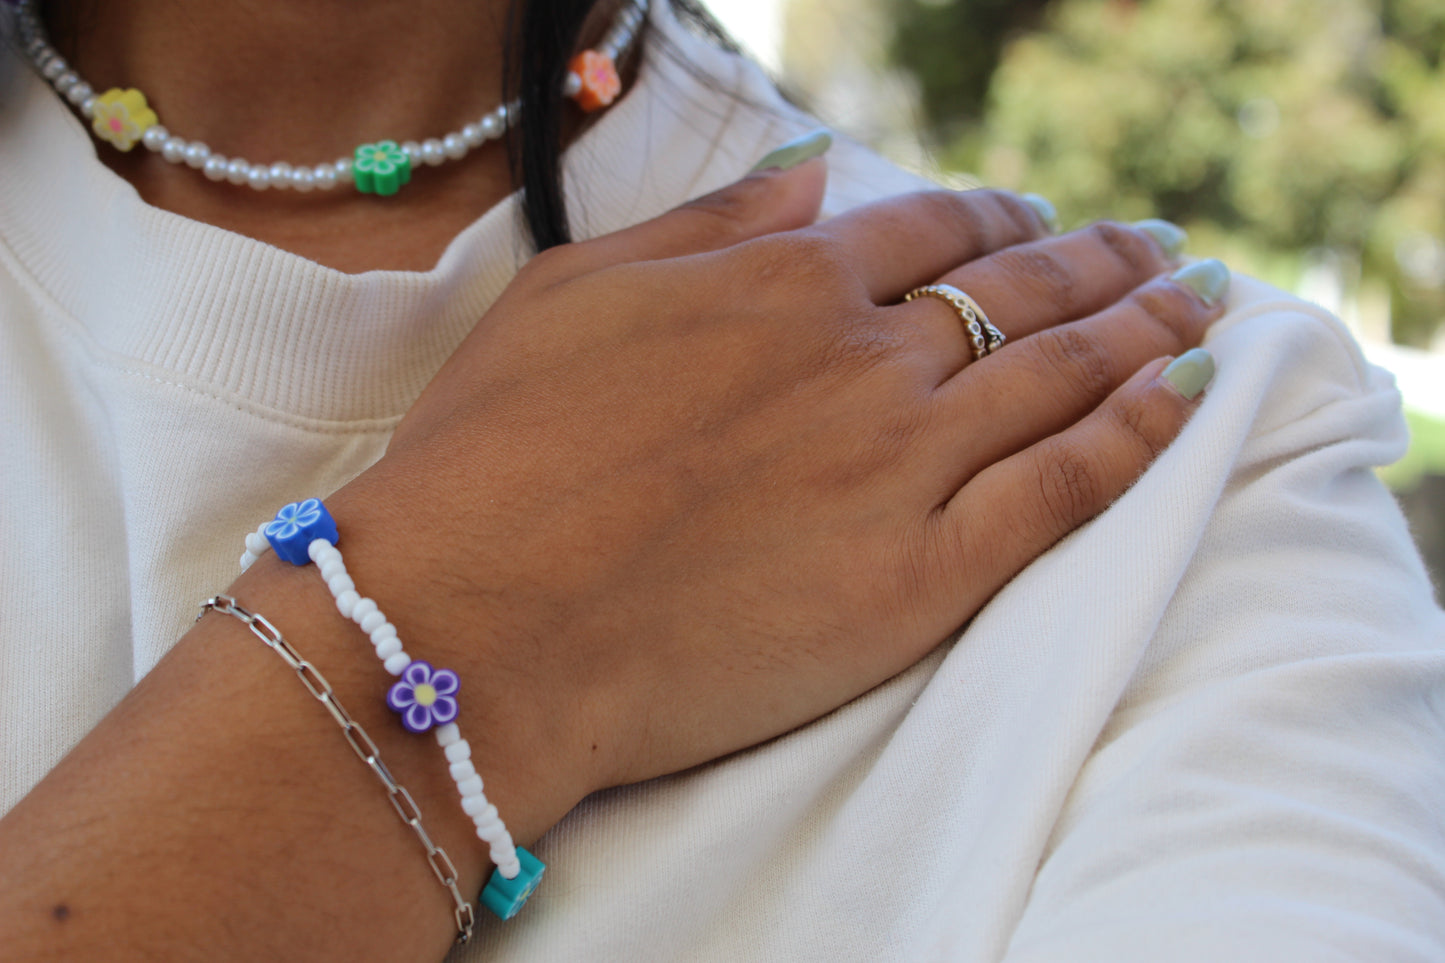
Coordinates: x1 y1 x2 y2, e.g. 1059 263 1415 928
333 587 359 616
383 652 412 676
442 133 467 160
79 96 97 118
444 740 471 764
225 158 251 185
42 56 66 79
461 123 484 148
434 723 462 747
65 81 92 106
448 759 477 783
313 164 338 190
479 113 502 140
203 154 229 181
183 141 211 168
374 636 403 660
334 159 353 184
350 597 379 625
456 775 484 797
563 72 582 98
141 125 169 152
161 137 187 164
247 167 271 190
401 141 422 165
54 70 78 95
267 161 292 189
421 138 446 166
289 167 315 192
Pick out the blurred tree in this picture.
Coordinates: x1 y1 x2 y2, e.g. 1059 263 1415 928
888 0 1445 345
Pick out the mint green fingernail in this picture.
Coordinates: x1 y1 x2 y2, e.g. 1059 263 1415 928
1135 219 1187 260
1170 258 1230 306
749 129 833 173
1022 193 1060 234
1161 348 1216 400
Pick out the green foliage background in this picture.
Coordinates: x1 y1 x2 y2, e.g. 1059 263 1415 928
887 0 1445 346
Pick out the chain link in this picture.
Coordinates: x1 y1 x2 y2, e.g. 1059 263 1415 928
199 595 476 943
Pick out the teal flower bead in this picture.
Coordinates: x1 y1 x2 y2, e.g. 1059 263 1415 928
480 848 545 920
353 140 412 196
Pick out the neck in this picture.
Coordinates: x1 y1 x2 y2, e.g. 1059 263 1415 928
42 0 604 273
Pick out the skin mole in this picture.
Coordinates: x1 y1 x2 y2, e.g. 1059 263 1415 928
52 904 70 922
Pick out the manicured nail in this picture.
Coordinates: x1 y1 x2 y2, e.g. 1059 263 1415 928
1170 258 1230 306
1161 348 1216 401
1135 219 1187 260
1022 193 1059 234
749 129 833 173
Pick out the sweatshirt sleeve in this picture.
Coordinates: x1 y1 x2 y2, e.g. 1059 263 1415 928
1002 278 1445 962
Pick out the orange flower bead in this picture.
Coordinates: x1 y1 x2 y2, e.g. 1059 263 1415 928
568 50 622 112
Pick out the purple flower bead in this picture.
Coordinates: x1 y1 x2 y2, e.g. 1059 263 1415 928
386 660 460 734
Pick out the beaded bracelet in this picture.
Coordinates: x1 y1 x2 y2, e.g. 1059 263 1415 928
240 499 544 921
198 595 478 943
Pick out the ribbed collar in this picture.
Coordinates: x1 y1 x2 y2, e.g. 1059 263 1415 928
0 2 795 425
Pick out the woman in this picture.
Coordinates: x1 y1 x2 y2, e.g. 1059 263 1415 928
0 0 1441 959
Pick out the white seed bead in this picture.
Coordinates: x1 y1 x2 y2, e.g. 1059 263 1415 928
289 167 315 192
334 159 353 183
374 636 403 660
141 125 169 152
473 811 504 834
448 759 477 783
225 158 251 185
350 597 379 626
308 539 337 564
161 137 187 164
244 532 268 555
183 141 211 168
444 740 471 764
318 559 345 581
383 651 412 676
494 853 522 880
267 161 292 189
66 81 93 106
563 72 582 98
479 113 502 140
239 551 256 571
326 572 355 597
461 797 496 820
421 138 446 166
475 821 505 845
369 621 398 646
358 609 386 634
461 123 484 148
334 587 359 618
313 164 338 190
442 132 468 160
401 141 423 165
457 775 484 797
435 723 462 747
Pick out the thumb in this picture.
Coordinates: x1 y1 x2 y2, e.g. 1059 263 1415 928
537 129 832 281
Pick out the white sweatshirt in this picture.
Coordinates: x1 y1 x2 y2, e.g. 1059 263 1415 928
2 4 1442 961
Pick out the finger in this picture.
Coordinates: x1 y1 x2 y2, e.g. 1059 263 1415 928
528 154 830 285
926 260 1229 482
929 348 1216 614
808 189 1055 305
895 220 1187 380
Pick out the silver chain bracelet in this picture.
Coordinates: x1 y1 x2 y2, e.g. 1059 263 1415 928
198 595 477 942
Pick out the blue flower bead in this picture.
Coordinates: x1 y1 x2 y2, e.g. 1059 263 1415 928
264 498 339 565
480 847 545 920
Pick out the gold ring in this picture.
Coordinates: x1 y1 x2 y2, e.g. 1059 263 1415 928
904 283 1006 361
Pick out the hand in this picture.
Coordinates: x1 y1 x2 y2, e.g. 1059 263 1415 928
329 160 1225 841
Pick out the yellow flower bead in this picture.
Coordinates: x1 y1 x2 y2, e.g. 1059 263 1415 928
91 88 158 152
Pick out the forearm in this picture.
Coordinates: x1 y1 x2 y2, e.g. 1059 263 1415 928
0 493 576 961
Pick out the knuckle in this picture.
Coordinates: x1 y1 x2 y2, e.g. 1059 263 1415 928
917 189 996 254
1089 220 1159 275
993 246 1077 313
740 232 858 292
1033 326 1116 400
988 190 1044 241
1126 282 1206 347
1110 390 1169 462
1034 437 1103 532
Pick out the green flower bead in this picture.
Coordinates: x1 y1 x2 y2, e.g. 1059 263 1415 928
352 140 412 196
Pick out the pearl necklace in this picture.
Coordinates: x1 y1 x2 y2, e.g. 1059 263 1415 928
12 0 648 196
